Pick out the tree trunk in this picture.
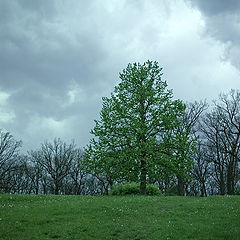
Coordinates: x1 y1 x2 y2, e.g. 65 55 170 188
177 176 184 196
35 179 39 195
200 181 207 197
227 162 234 195
43 182 47 195
219 170 225 195
54 181 60 195
140 160 147 195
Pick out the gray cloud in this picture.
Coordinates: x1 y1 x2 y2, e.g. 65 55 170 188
0 0 109 150
188 0 240 15
187 0 240 69
0 0 239 151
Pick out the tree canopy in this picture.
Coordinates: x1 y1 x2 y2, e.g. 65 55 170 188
85 60 196 194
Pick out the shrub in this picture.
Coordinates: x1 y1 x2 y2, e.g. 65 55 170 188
110 182 162 196
146 184 161 196
110 183 139 195
165 185 178 196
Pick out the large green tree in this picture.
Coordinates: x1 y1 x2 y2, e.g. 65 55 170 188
86 61 193 194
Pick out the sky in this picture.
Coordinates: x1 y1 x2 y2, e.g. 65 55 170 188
0 0 240 152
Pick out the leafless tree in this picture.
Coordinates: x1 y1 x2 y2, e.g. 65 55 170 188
0 129 22 192
191 144 210 196
30 138 76 195
176 100 208 196
69 149 86 194
215 90 240 194
200 90 240 194
61 149 87 195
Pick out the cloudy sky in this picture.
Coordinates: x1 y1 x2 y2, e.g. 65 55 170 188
0 0 240 152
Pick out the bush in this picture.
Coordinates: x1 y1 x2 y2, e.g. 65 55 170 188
110 182 162 196
146 184 162 196
165 185 178 196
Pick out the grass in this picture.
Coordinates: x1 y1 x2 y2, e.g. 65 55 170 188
0 194 239 240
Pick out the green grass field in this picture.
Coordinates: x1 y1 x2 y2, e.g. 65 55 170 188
0 194 239 240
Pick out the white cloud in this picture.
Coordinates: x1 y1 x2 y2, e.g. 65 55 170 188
0 91 15 123
66 82 84 105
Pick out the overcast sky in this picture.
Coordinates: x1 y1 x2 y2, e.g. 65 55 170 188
0 0 240 152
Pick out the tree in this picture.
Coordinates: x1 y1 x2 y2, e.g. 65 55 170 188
0 129 22 192
175 100 207 196
215 90 240 194
30 138 76 195
23 155 43 194
200 109 227 195
191 144 210 196
86 61 191 194
200 89 240 195
65 149 87 195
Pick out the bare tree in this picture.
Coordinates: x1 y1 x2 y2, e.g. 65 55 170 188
200 111 227 195
30 138 76 195
191 144 210 196
0 129 22 192
200 90 240 195
176 100 208 196
215 90 240 194
62 149 87 195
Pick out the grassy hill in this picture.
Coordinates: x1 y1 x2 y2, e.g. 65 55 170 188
0 194 239 240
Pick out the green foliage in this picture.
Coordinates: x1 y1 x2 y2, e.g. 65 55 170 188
165 185 178 196
110 183 140 195
110 182 162 196
0 194 240 240
86 60 196 194
146 184 162 196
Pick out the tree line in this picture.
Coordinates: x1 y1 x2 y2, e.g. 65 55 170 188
0 61 239 196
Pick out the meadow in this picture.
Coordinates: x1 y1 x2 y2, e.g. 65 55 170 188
0 194 239 240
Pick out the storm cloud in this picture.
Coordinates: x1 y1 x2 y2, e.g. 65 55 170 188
0 0 239 151
188 0 240 69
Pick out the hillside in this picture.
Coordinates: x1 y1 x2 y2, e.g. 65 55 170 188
0 194 239 240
